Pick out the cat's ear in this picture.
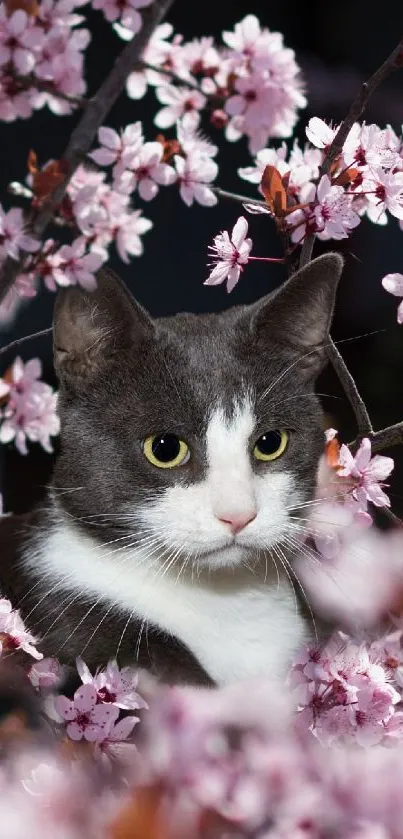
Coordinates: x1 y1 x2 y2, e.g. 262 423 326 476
53 268 154 386
249 252 344 374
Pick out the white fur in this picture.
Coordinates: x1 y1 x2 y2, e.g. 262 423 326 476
138 400 303 569
27 398 308 684
27 521 307 685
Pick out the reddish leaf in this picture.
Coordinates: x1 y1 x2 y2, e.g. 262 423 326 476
27 149 38 175
325 437 341 469
333 167 360 187
260 164 287 217
155 134 182 163
31 159 69 202
109 786 167 839
6 0 39 15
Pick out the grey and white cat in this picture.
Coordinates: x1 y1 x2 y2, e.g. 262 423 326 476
0 252 343 687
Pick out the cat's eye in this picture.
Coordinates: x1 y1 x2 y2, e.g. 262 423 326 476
143 434 190 469
253 430 289 462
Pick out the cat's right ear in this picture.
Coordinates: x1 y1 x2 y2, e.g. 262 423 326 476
53 269 154 387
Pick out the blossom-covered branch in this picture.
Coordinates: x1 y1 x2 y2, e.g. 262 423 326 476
299 32 403 269
0 0 175 306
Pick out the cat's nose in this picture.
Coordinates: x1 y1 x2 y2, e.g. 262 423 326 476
218 511 257 534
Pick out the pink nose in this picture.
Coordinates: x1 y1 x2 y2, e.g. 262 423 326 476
218 511 257 534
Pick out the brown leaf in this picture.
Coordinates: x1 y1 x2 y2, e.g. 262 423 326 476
109 786 168 839
6 0 39 16
333 167 360 187
155 135 182 163
260 165 287 217
325 437 341 469
27 149 38 175
31 159 69 202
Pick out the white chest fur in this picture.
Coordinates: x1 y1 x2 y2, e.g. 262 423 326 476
27 522 307 685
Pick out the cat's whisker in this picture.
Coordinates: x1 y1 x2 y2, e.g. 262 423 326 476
275 539 318 640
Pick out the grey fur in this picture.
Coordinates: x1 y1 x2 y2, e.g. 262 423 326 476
0 253 343 685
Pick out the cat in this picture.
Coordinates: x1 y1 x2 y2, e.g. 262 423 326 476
0 252 343 687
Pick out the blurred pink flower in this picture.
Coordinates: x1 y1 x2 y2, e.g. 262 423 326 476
0 204 39 262
92 0 153 33
0 356 59 455
382 272 403 324
28 657 64 689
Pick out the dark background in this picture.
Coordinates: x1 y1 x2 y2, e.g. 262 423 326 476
1 0 403 517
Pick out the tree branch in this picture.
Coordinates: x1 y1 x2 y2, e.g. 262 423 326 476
0 0 175 305
327 340 373 436
349 422 403 453
299 33 403 270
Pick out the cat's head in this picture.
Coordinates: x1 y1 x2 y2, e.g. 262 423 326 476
52 253 343 571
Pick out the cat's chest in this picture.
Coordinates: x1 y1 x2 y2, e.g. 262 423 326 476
29 523 307 685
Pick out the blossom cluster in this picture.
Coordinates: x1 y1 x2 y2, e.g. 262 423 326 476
122 15 306 153
0 356 59 454
0 595 147 766
0 0 90 122
292 630 403 747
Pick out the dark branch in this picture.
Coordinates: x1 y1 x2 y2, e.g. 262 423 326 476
349 422 403 453
326 339 373 437
299 33 403 270
0 0 175 306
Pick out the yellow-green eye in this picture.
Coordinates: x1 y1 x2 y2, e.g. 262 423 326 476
143 434 190 469
253 430 289 462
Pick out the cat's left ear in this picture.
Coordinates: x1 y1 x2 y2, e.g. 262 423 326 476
249 252 344 374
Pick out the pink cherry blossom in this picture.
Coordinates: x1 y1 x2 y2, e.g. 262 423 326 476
89 122 143 168
125 23 180 97
92 0 153 33
95 716 140 765
362 167 403 220
0 356 60 455
287 175 360 243
174 150 218 207
0 204 39 262
113 140 176 201
0 597 42 660
0 9 44 75
43 237 106 291
176 112 218 158
76 657 148 711
114 209 153 262
154 84 206 130
305 116 338 149
382 272 403 324
28 657 64 690
205 216 252 292
55 683 119 742
337 437 394 511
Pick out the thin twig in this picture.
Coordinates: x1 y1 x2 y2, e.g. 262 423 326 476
211 186 267 208
13 74 86 108
0 0 175 306
326 339 373 436
299 33 403 269
349 422 403 453
0 328 52 358
138 60 203 92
